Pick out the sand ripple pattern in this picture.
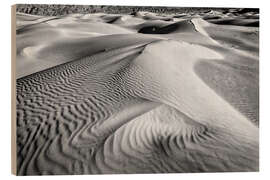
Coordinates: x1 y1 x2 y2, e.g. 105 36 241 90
16 40 258 175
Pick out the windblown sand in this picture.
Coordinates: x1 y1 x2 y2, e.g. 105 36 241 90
16 10 259 175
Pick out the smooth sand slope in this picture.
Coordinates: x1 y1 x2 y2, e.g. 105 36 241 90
16 10 259 175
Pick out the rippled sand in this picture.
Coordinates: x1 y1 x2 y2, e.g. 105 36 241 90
15 9 259 175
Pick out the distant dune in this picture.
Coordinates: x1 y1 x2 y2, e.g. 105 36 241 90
16 8 259 175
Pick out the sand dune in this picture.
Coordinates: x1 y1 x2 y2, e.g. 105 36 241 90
16 9 259 175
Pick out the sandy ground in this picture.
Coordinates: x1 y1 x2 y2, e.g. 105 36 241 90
16 9 259 175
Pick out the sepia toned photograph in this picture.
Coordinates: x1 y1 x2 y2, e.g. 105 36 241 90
12 4 259 175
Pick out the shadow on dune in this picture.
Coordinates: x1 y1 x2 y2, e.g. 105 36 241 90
208 18 259 27
194 59 259 126
138 20 196 34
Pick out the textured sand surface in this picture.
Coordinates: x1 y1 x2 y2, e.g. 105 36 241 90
16 9 259 175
